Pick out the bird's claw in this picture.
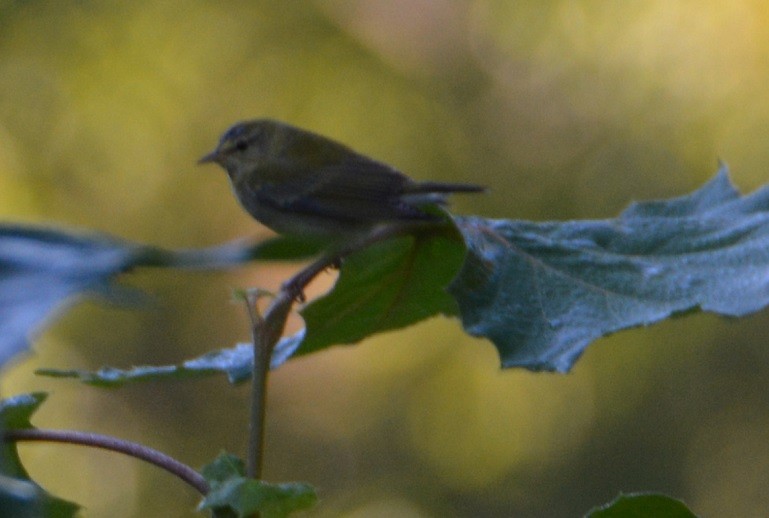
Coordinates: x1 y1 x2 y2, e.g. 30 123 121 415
282 279 306 303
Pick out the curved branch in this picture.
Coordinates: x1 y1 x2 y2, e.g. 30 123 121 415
4 428 209 495
283 222 422 300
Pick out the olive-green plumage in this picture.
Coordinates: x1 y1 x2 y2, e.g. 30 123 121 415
199 119 484 237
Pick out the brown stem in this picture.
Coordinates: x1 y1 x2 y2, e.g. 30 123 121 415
4 428 209 495
244 223 417 479
245 289 293 479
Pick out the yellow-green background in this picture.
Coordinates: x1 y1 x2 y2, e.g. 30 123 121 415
2 1 769 516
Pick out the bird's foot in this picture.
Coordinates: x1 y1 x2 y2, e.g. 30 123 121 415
281 278 307 303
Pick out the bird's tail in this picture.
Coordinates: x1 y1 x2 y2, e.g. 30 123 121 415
410 181 486 194
402 181 485 207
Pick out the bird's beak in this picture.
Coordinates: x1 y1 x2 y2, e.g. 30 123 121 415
198 149 220 165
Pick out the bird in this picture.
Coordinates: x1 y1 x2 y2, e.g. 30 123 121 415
199 119 484 239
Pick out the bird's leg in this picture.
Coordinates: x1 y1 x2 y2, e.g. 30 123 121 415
281 224 411 303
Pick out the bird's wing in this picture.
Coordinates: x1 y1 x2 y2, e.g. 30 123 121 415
256 153 430 222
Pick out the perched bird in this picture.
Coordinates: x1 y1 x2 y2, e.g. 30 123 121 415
199 119 484 239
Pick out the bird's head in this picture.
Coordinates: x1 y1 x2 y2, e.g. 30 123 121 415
198 119 282 175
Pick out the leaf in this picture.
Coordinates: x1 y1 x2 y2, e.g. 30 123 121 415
295 224 465 357
0 225 318 371
143 234 327 269
0 393 80 517
36 329 305 386
198 453 317 518
585 492 698 517
450 166 769 371
36 226 467 384
35 343 254 387
34 166 769 383
0 226 146 370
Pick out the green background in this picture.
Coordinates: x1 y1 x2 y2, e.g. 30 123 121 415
2 1 768 516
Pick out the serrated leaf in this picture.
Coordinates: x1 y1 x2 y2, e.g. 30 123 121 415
0 225 318 372
450 166 769 371
32 167 769 383
198 453 317 518
295 225 465 357
585 492 698 517
1 393 46 478
0 393 80 517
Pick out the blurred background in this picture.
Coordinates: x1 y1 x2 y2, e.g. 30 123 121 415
2 1 769 516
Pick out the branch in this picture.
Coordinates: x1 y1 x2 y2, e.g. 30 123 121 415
245 222 422 478
4 428 209 495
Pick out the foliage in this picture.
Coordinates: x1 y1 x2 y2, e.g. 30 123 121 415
452 166 769 370
0 226 321 370
25 167 769 384
198 453 316 518
586 493 698 518
0 393 79 517
5 169 765 516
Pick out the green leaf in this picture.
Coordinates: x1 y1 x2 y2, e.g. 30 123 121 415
35 343 254 387
0 393 80 517
36 329 305 386
585 492 698 517
141 234 327 269
35 167 769 383
0 225 317 371
450 166 769 371
198 453 317 518
36 226 467 385
295 225 465 357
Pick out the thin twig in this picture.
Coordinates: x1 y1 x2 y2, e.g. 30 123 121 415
4 428 209 495
281 223 422 300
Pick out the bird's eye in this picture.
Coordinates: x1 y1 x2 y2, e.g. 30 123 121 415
234 139 249 152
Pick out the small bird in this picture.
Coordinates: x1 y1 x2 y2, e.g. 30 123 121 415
199 119 484 239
